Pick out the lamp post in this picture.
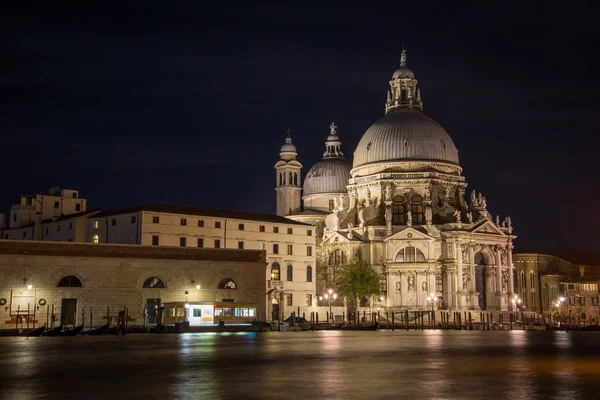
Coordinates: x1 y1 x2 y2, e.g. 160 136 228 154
426 292 436 313
323 289 337 325
511 295 522 323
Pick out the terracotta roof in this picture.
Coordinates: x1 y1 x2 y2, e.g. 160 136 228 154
515 249 600 267
0 240 266 263
41 209 101 224
91 202 313 226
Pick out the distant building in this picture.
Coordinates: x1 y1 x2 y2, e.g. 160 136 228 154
86 203 317 319
1 209 101 242
513 251 600 316
0 241 267 329
7 187 87 228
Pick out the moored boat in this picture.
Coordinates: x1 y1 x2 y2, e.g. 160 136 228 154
61 325 84 336
43 325 63 337
24 325 46 337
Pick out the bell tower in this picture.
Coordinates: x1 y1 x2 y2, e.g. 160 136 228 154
275 131 302 216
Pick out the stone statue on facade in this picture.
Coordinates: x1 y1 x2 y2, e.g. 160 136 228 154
481 197 487 210
424 186 431 201
466 212 473 223
406 210 412 226
462 271 469 290
453 210 461 223
470 190 476 205
338 193 345 210
407 275 415 292
495 215 500 225
365 188 371 207
395 281 401 292
422 281 427 292
384 183 393 201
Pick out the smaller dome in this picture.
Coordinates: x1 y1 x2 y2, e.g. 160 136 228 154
280 136 296 153
392 67 414 79
303 158 351 196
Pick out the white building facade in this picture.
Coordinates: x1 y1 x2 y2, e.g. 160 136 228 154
87 203 317 319
285 50 516 311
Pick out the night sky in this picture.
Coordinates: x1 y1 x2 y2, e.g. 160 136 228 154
1 1 598 252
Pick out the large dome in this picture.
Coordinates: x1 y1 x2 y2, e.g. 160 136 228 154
303 158 351 196
353 110 460 168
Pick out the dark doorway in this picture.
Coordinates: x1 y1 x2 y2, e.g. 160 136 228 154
146 298 161 324
475 253 487 310
61 298 77 326
271 301 280 321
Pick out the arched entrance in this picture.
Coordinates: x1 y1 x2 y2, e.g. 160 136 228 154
474 253 487 310
271 298 280 321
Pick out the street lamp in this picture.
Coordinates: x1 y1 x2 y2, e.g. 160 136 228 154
323 289 337 324
426 292 436 313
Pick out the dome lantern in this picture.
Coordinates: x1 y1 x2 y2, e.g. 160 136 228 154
386 48 423 114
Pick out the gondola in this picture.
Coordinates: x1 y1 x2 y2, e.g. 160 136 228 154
62 325 84 336
88 323 110 335
43 325 63 336
23 325 46 337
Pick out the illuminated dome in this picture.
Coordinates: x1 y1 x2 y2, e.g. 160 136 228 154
280 135 296 153
353 110 459 167
303 123 351 196
353 49 459 168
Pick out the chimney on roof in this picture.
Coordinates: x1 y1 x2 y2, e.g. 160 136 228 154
580 266 585 277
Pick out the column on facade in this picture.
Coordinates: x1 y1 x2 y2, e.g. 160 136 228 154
469 243 476 292
496 246 502 293
507 244 514 295
456 239 463 292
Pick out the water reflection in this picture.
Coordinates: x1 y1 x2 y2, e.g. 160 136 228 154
0 332 599 399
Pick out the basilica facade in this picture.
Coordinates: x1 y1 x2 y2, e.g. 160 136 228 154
277 50 516 311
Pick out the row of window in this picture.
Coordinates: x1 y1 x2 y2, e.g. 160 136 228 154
566 296 600 306
279 294 312 306
278 172 299 187
99 216 312 236
270 263 313 283
149 235 312 255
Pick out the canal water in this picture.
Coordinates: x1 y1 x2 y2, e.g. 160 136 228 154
0 331 599 399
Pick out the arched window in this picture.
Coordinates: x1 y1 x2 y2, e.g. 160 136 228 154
551 284 557 302
379 273 387 293
395 246 426 263
279 173 282 186
287 265 293 281
543 284 549 309
57 276 82 288
271 262 280 280
436 274 443 293
392 196 405 224
218 278 237 289
329 250 347 266
521 271 526 289
289 172 293 185
530 271 535 288
306 266 313 282
92 235 99 244
294 173 298 186
143 277 165 288
411 195 424 224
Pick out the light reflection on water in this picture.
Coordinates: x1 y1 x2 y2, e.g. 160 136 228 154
0 331 598 399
